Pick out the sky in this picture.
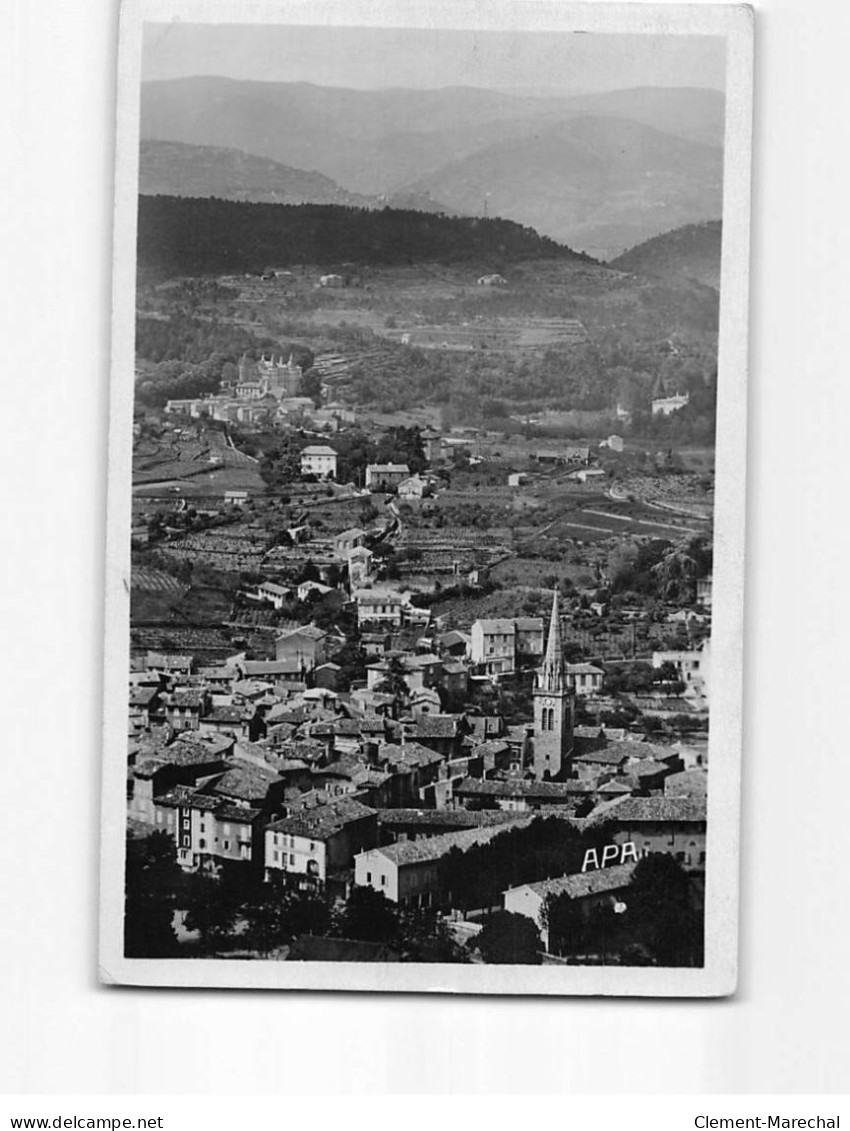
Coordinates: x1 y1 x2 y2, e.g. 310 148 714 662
141 24 726 93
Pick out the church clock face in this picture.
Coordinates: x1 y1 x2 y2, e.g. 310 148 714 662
542 697 554 706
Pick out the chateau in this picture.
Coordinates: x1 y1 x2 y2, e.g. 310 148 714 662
234 353 303 400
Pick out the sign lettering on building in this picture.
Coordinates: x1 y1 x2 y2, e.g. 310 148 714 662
581 841 642 873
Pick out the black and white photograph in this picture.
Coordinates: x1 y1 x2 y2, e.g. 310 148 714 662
99 0 752 995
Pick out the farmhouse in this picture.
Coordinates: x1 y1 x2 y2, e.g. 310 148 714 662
365 463 410 490
255 580 291 609
334 527 367 558
570 467 607 485
355 590 404 629
566 662 605 696
300 445 337 479
652 640 710 701
398 475 429 500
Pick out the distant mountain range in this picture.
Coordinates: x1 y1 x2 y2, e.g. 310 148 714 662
397 117 722 255
139 140 458 215
139 78 725 257
139 140 374 207
610 221 722 290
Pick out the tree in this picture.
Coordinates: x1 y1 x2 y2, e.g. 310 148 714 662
396 910 468 963
124 831 183 958
476 911 542 965
243 887 331 955
182 872 243 951
374 656 410 704
628 854 703 967
336 887 398 943
302 369 323 407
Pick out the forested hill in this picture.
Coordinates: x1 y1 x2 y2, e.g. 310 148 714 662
610 221 722 290
137 195 591 278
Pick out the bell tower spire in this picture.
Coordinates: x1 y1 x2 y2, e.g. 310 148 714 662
540 588 566 693
531 588 575 780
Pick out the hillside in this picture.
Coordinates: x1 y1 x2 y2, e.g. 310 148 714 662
136 195 589 278
399 117 723 258
139 78 725 252
609 222 722 290
138 140 375 207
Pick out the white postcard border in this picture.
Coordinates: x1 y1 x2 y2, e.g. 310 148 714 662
99 0 753 996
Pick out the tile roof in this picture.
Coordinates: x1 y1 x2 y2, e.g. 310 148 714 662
440 630 470 648
156 786 260 823
379 741 445 769
663 769 708 798
475 619 516 633
455 777 594 799
360 820 529 867
376 808 520 830
203 705 245 724
166 690 207 708
514 617 544 631
574 726 605 739
519 862 637 901
209 761 281 801
407 714 461 739
259 582 290 596
588 796 707 824
597 779 633 795
241 659 302 676
267 797 375 840
129 687 159 707
471 739 512 759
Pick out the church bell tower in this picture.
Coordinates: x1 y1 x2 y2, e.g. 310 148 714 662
532 590 574 780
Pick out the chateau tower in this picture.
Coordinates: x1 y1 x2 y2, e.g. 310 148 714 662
532 589 575 780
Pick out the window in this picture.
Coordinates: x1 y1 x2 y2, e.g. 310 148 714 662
381 875 387 886
366 872 372 883
223 823 231 836
199 839 206 849
224 840 230 851
290 854 295 865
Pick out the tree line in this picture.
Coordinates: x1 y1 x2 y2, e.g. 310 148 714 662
137 196 587 278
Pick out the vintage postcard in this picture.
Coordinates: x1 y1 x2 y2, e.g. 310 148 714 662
100 0 753 995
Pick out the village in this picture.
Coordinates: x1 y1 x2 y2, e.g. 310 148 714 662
126 345 713 966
